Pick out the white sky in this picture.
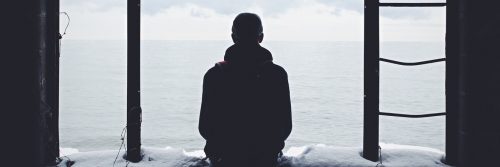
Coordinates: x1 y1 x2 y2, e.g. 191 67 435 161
60 0 446 41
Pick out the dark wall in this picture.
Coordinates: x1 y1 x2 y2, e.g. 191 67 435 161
2 1 39 166
1 0 59 166
455 0 500 166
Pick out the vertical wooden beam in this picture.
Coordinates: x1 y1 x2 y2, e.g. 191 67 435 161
363 0 380 162
457 0 500 166
127 0 142 162
445 0 459 165
52 0 61 160
37 0 60 165
3 0 58 166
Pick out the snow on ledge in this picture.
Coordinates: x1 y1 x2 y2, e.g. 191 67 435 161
58 144 450 167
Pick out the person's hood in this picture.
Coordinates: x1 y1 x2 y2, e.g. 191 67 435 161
223 43 273 65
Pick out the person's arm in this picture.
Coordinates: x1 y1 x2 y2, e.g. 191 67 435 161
199 68 215 140
279 69 292 141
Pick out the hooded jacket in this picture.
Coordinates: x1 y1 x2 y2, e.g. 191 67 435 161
199 43 292 159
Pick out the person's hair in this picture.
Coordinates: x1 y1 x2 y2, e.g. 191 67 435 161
231 13 263 43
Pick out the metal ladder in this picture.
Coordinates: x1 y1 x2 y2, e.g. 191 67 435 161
362 0 453 163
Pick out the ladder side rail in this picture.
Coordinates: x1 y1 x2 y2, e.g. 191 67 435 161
379 3 446 7
379 112 446 118
380 58 446 66
363 0 381 162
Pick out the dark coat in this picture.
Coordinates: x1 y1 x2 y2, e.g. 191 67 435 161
199 43 292 161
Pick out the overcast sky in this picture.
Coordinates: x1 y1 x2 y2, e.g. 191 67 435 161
60 0 446 41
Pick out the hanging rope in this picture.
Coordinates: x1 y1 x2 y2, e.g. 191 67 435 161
113 126 129 167
59 12 70 58
60 12 70 38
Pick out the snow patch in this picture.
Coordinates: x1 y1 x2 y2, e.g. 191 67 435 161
57 144 450 167
60 148 79 156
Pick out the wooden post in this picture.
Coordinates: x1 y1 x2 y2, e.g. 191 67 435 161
456 0 500 166
4 0 59 166
127 0 142 162
445 0 459 165
363 0 380 162
36 0 60 165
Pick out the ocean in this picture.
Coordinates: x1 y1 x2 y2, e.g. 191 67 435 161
59 40 445 152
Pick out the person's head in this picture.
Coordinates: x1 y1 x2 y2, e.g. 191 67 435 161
231 13 264 44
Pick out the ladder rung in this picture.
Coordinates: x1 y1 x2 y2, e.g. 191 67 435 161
379 3 446 7
379 112 446 118
379 58 445 66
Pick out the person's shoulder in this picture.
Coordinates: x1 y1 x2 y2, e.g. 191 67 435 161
267 63 288 77
204 63 222 79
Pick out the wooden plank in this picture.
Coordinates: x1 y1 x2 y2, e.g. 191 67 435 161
127 0 142 162
379 3 446 7
363 0 380 162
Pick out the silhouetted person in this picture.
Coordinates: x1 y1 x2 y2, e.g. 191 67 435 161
199 13 292 167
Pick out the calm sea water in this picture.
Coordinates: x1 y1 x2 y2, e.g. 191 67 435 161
59 40 445 152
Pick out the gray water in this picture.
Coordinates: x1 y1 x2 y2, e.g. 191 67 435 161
59 40 445 152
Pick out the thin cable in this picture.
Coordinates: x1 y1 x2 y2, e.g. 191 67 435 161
113 126 127 167
122 129 130 167
60 12 70 38
59 12 70 58
122 126 130 167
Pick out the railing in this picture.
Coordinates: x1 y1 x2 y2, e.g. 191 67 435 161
379 3 446 7
379 112 446 118
379 58 446 66
363 0 453 164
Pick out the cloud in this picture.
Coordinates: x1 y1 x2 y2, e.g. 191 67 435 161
60 0 445 41
61 0 444 20
61 0 124 11
317 0 363 13
61 0 301 15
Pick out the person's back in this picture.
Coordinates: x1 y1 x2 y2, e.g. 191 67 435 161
199 13 292 167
